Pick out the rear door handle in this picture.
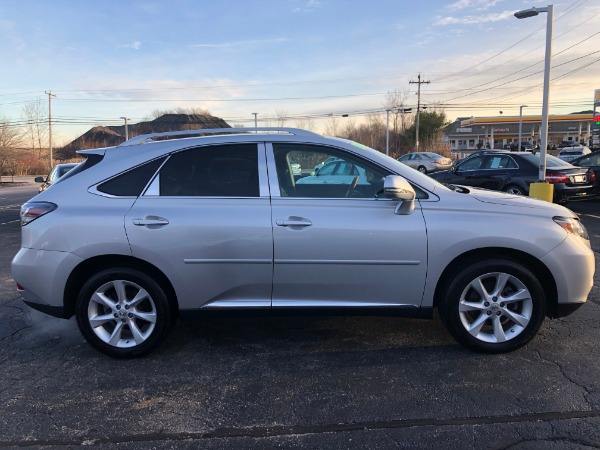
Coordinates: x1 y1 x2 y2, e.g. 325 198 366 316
133 216 169 227
276 219 312 227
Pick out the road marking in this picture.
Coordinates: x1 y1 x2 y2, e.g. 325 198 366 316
581 213 600 220
0 204 20 210
0 219 19 226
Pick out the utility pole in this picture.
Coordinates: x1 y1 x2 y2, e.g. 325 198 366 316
120 117 130 140
386 109 390 156
45 91 56 169
409 74 430 152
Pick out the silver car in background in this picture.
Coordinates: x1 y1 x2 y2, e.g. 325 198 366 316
398 152 453 174
557 146 592 163
12 128 595 358
34 162 79 192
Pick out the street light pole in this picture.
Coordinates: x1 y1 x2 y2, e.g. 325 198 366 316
252 112 258 132
539 4 554 180
120 117 130 141
514 4 553 181
45 91 56 169
518 105 528 151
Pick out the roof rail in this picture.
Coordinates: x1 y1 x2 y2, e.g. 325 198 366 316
119 127 320 147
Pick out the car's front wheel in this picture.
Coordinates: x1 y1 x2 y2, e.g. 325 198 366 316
75 268 172 358
503 184 526 196
439 259 546 353
417 166 428 174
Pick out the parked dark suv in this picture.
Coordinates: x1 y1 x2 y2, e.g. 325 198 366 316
429 150 596 203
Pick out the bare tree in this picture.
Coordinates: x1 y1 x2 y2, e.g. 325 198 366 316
21 100 48 160
382 89 412 152
294 117 316 131
0 117 24 181
275 109 288 128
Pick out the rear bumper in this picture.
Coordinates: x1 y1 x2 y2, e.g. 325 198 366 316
12 247 83 318
553 184 597 203
23 300 67 319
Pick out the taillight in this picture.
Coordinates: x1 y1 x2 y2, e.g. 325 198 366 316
589 170 596 182
545 173 569 183
20 202 57 226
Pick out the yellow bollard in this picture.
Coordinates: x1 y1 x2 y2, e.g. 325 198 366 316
529 181 554 202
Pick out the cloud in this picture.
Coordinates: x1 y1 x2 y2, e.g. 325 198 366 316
118 41 142 50
292 0 322 13
447 0 503 11
189 38 288 48
434 10 513 25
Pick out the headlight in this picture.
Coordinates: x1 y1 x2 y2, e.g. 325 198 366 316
553 216 589 240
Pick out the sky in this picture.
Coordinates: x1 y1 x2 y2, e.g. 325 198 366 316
1 0 599 144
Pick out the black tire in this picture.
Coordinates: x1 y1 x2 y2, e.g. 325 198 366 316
439 258 546 353
417 166 428 174
76 267 173 358
503 184 526 196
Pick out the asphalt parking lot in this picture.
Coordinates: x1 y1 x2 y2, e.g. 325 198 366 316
0 181 598 449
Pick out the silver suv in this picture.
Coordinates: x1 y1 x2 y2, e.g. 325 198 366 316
12 128 595 358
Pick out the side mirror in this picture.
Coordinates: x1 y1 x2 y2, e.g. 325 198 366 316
34 177 45 183
383 175 416 215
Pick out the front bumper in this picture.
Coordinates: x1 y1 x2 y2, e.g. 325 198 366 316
541 233 595 316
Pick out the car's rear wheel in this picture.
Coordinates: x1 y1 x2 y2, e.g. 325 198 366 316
439 259 546 353
75 268 172 358
417 166 428 174
503 184 526 196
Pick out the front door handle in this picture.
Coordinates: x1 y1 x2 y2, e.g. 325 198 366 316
133 216 169 227
276 218 312 227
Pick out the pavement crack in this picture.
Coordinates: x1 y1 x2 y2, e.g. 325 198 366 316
532 349 593 408
1 409 600 447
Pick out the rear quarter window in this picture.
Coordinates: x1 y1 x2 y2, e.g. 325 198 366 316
97 157 166 197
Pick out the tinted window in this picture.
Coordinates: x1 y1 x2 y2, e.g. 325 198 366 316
98 157 166 196
577 153 600 166
521 154 573 168
159 144 259 197
458 156 484 171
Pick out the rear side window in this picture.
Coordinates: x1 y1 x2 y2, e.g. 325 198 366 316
158 144 259 197
97 157 166 196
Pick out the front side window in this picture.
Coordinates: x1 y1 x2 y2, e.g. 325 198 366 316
458 155 485 171
273 144 391 199
158 144 259 197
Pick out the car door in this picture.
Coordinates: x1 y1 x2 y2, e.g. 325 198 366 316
446 155 487 186
124 143 273 311
478 154 519 191
267 143 428 312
